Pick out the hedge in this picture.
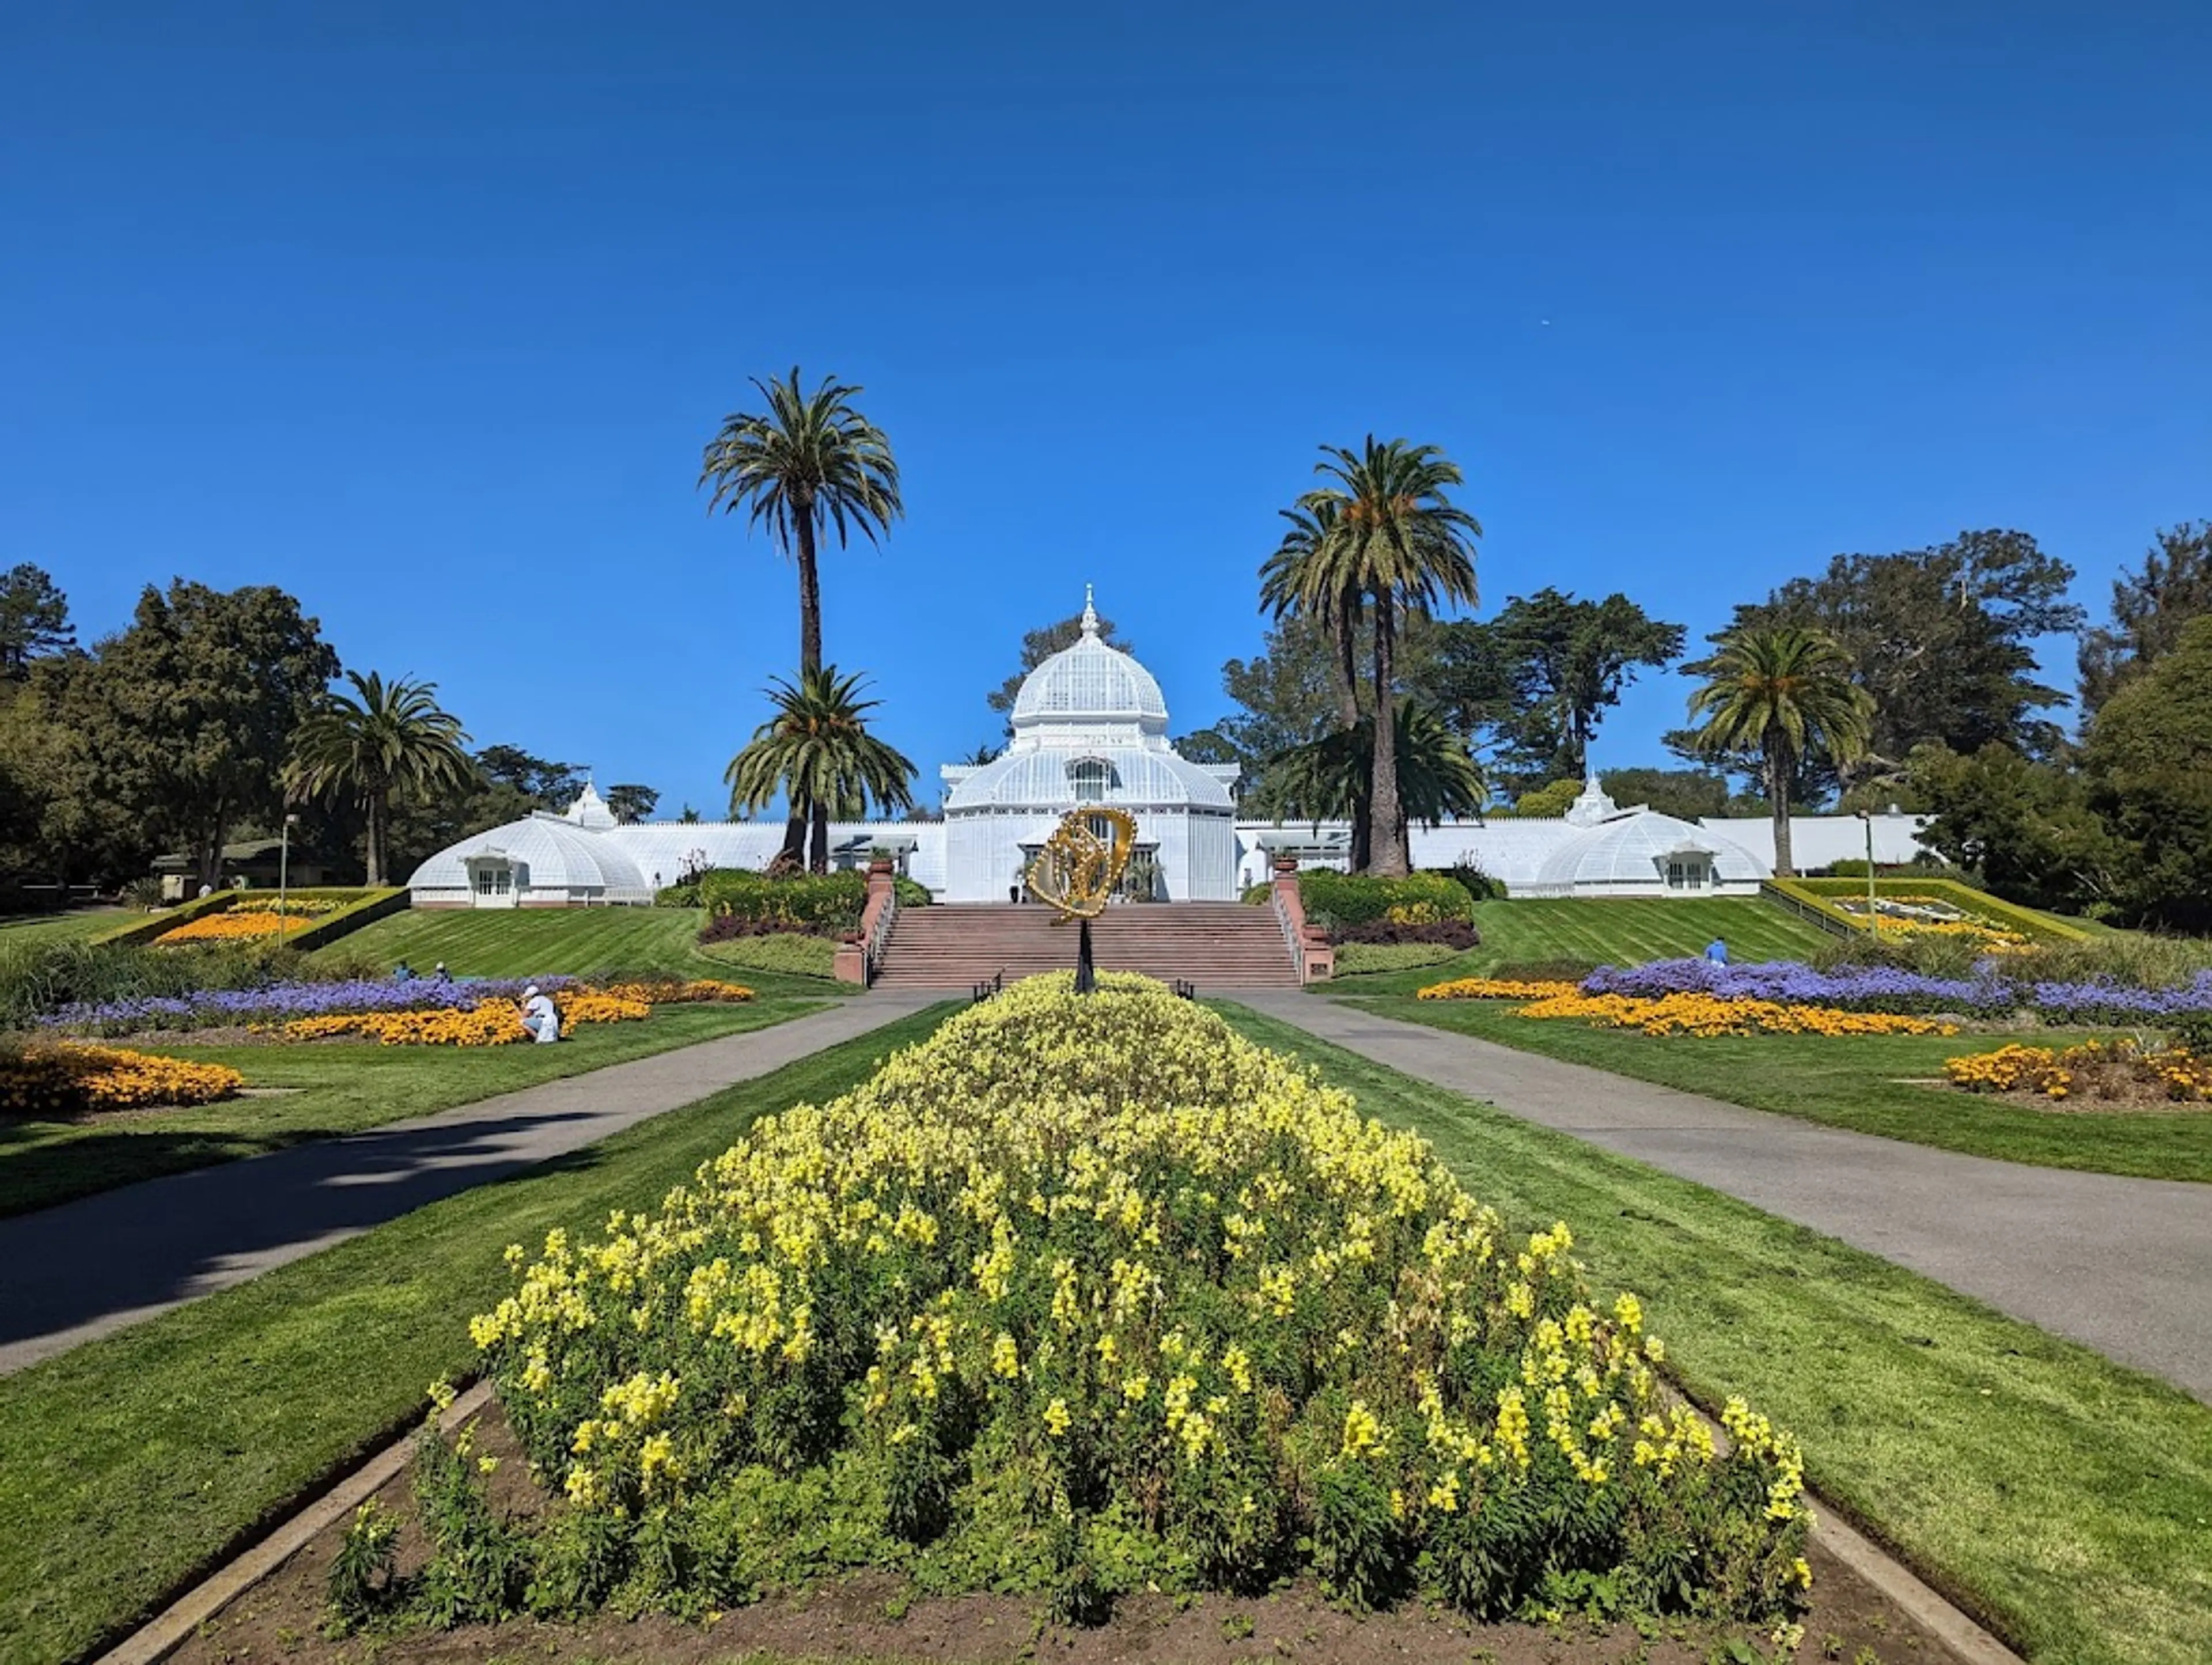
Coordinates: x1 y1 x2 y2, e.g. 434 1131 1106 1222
86 890 241 949
1297 870 1476 927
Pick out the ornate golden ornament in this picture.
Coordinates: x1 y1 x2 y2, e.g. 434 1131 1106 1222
1025 807 1138 921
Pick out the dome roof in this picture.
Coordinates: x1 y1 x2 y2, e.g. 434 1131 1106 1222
1010 590 1168 737
944 744 1233 813
1535 810 1767 888
406 814 650 898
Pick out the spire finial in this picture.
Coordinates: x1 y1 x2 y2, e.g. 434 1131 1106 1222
1080 584 1100 638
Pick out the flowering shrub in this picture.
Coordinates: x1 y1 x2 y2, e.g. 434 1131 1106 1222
0 1040 244 1117
449 976 1809 1628
1332 917 1481 949
1418 977 1582 1002
37 975 579 1036
281 991 649 1046
1945 1039 2212 1103
1515 991 1957 1039
1580 959 2212 1027
230 897 344 917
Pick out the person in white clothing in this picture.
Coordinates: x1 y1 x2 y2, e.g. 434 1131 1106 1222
520 984 561 1044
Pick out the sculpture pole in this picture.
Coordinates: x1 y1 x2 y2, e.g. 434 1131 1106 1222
1075 916 1096 995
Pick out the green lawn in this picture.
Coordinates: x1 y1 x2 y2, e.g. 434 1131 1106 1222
1224 1006 2212 1665
335 906 848 999
0 1006 952 1665
0 909 132 945
1351 994 2212 1182
1330 897 1833 996
0 1002 819 1219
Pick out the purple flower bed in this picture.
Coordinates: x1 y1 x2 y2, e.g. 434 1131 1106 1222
1578 959 2212 1026
37 974 578 1036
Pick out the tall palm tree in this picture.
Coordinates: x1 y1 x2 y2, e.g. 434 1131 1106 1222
700 367 903 865
1260 499 1374 870
1275 697 1485 829
284 672 472 886
725 667 916 872
1298 438 1480 875
1684 624 1873 876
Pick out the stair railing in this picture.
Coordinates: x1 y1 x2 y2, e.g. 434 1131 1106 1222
861 888 902 988
1272 889 1306 983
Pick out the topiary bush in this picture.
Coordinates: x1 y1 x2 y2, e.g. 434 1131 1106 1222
445 976 1812 1630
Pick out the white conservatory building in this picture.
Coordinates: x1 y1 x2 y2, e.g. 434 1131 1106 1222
406 590 1935 908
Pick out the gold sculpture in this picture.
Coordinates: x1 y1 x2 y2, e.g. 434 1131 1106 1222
1025 807 1138 920
1024 807 1138 992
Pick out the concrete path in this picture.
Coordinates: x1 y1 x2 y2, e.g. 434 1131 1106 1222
0 994 942 1375
1237 993 2212 1404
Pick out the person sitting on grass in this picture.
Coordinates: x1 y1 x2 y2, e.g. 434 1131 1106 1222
1705 936 1729 965
520 984 561 1044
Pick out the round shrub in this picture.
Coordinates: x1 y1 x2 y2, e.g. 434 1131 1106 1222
1297 871 1476 928
460 976 1809 1626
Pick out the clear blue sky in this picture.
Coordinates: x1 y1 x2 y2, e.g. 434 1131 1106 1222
6 2 2207 816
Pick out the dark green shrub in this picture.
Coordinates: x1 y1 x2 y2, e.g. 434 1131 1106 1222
1298 871 1475 928
1432 862 1508 904
894 876 933 908
699 870 870 934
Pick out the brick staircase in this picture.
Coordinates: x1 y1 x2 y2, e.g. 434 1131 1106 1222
872 902 1302 991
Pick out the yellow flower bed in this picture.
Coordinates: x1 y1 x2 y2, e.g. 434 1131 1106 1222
231 896 342 917
157 909 317 944
1945 1038 2212 1103
1514 990 1957 1038
595 978 755 1005
280 991 649 1046
0 1041 244 1117
456 974 1810 1627
1417 977 1581 1001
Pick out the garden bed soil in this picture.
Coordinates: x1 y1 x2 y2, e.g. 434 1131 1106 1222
168 1399 1973 1665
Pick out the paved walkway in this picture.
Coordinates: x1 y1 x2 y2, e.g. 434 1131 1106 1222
0 994 942 1375
1237 993 2212 1404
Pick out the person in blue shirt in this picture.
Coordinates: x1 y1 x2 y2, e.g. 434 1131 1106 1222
1704 937 1729 965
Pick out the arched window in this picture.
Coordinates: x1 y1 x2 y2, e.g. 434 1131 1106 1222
1069 757 1113 801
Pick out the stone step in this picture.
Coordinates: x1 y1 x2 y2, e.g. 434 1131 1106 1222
874 902 1301 989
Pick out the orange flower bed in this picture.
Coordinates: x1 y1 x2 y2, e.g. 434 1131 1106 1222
1513 990 1958 1038
1416 977 1581 1002
1945 1038 2212 1103
595 978 755 1005
278 991 650 1046
0 1042 244 1117
157 910 317 944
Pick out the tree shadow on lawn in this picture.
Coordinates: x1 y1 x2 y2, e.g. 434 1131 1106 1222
0 1099 616 1364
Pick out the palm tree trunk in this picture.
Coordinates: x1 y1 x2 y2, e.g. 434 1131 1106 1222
809 799 830 874
366 791 386 888
1768 729 1796 878
1368 598 1410 877
1331 596 1373 873
778 499 823 870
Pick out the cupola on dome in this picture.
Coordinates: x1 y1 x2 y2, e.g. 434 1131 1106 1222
1010 590 1168 735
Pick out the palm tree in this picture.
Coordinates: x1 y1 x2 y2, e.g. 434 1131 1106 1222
284 672 472 886
1684 624 1873 876
1298 438 1480 875
700 367 903 865
725 667 916 872
1275 697 1485 829
1261 499 1374 870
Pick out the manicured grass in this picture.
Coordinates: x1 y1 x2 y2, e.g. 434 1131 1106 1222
699 930 842 980
0 909 132 945
0 1006 952 1665
1330 897 1833 996
0 1002 819 1219
336 907 848 999
1353 995 2212 1182
1223 1006 2212 1665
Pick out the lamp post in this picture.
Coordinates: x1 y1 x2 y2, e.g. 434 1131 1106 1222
1855 808 1876 936
277 811 300 935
